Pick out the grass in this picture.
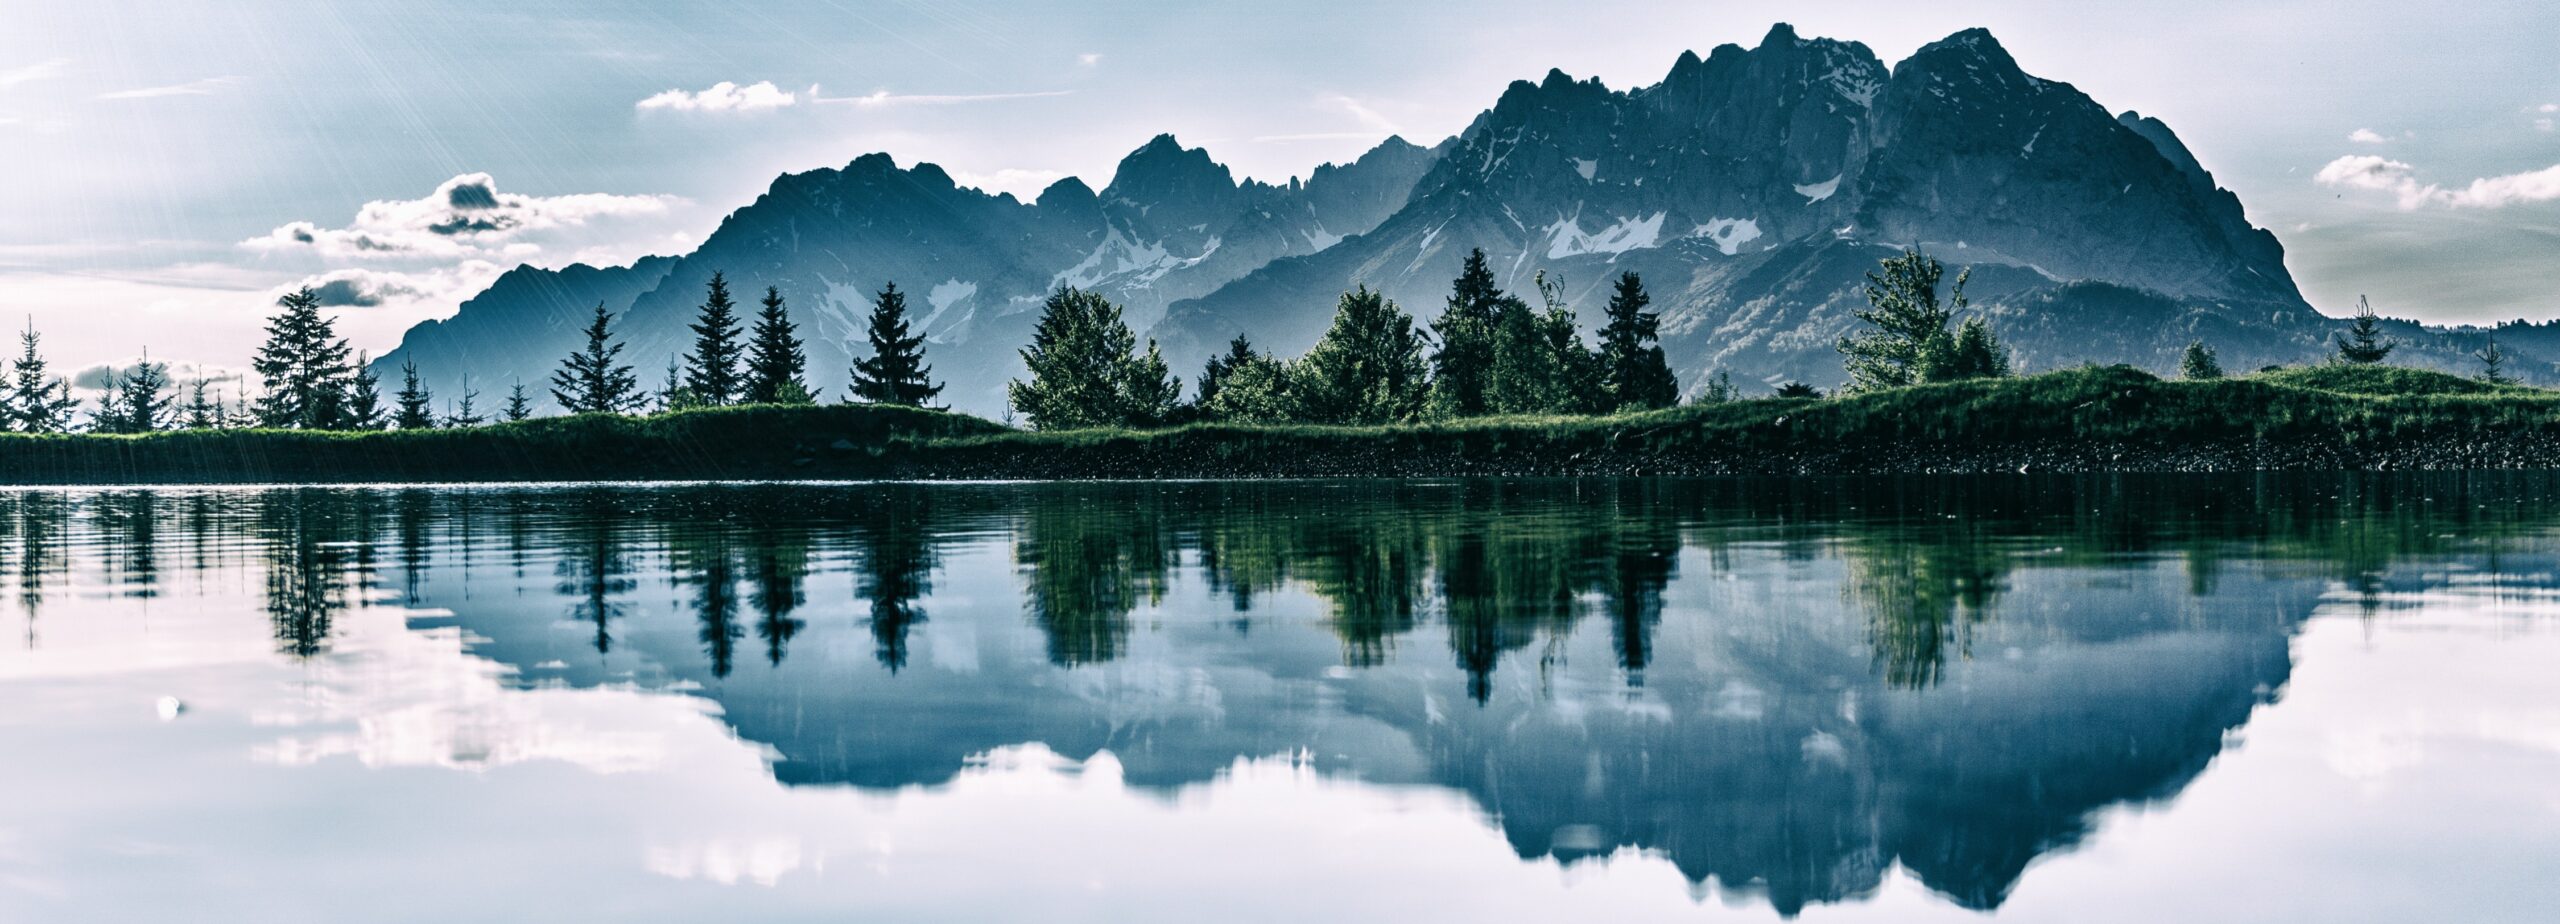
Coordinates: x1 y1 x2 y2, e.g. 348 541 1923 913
4 363 2556 484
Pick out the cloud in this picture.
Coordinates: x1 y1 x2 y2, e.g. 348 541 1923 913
243 173 678 260
289 268 434 307
2542 104 2559 113
807 87 1070 107
0 58 68 90
2347 128 2388 144
2317 154 2560 209
97 76 246 100
1077 53 1104 67
636 80 796 113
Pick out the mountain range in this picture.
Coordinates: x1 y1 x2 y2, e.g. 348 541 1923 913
379 24 2544 418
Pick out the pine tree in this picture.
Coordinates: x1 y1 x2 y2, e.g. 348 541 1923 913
682 271 745 405
2479 338 2512 385
553 304 642 415
1938 316 2011 380
1199 350 1296 424
1485 272 1601 415
393 359 436 429
1776 382 1823 399
2335 296 2396 364
251 287 355 429
445 375 485 427
7 323 77 433
89 369 128 434
1294 287 1431 425
1007 286 1180 429
183 375 223 429
503 381 533 422
1597 271 1680 410
1196 336 1260 409
2179 341 2223 380
1427 249 1505 418
117 355 174 433
343 354 386 430
1839 249 1965 391
744 286 814 404
850 282 943 407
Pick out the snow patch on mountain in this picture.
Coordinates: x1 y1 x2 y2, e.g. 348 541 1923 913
1574 158 1599 181
1794 176 1841 203
921 279 979 333
1546 212 1666 259
1692 218 1762 256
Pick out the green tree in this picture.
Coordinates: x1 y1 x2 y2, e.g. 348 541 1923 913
8 324 78 433
251 287 355 429
182 376 223 429
683 271 745 405
119 356 173 433
1196 335 1259 409
503 381 534 422
1597 271 1679 410
445 375 485 427
1938 316 2011 380
1007 286 1180 430
1839 249 1964 391
2335 296 2396 364
2479 338 2512 385
1428 248 1505 418
1776 381 1823 399
1695 370 1739 404
344 354 386 430
552 303 642 414
850 282 943 407
744 286 814 404
393 359 436 430
88 369 128 433
1294 287 1430 424
1200 351 1297 424
2179 340 2223 380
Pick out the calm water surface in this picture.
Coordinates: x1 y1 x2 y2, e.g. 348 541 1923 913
1 477 2555 922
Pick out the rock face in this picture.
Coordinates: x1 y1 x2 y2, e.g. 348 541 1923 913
383 24 2488 418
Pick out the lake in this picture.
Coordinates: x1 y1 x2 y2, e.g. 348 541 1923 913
1 476 2555 922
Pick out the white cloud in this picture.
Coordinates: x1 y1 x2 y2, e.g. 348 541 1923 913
2541 103 2559 113
1077 53 1104 67
0 58 68 90
636 80 797 112
97 76 246 100
2347 128 2388 144
243 173 679 261
2317 154 2560 209
807 87 1071 107
1321 94 1400 134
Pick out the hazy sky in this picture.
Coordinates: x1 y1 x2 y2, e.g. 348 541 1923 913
1 0 2555 388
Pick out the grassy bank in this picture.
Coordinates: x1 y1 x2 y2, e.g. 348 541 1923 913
5 364 2558 484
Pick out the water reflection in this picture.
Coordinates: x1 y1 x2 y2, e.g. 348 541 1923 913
2 475 2558 917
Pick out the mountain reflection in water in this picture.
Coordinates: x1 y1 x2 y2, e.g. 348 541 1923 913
4 474 2558 919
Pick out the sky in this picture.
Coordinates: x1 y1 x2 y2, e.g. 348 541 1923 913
0 0 2555 391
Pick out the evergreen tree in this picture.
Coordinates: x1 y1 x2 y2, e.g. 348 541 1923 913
741 286 813 404
1200 352 1296 424
88 369 129 434
503 381 534 422
1486 272 1601 415
251 287 355 429
393 359 436 429
1839 249 1965 391
1937 316 2011 380
682 271 745 405
115 355 173 433
1427 249 1506 418
1007 286 1181 430
1597 271 1680 410
1295 287 1430 425
1196 335 1260 409
343 354 386 430
552 303 642 414
1775 382 1823 399
2335 296 2396 364
849 282 942 407
445 375 485 427
2179 340 2224 380
1695 370 1739 405
2479 338 2512 385
658 356 699 411
8 324 78 433
183 376 223 429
